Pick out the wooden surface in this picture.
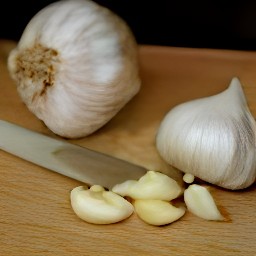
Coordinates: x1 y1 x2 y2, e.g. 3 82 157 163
0 39 255 256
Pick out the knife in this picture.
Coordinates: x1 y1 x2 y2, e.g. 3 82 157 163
0 120 147 189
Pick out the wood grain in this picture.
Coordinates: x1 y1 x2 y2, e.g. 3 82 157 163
0 40 255 256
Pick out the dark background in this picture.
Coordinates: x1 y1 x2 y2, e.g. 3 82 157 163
2 0 256 50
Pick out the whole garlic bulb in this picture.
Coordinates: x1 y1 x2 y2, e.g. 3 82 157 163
156 77 256 190
7 0 140 138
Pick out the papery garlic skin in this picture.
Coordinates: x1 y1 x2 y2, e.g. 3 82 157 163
70 185 134 224
8 0 140 138
112 170 183 200
184 184 224 221
156 77 256 190
134 199 186 226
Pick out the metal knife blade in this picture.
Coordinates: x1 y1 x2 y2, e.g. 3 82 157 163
0 120 147 189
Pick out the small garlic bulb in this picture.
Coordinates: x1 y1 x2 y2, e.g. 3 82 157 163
8 0 140 138
156 77 256 190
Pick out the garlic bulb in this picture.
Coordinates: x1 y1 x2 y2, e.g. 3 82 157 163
7 0 140 138
156 77 256 190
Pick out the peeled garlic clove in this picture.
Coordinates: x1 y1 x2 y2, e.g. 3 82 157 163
184 184 224 221
183 173 195 184
134 199 186 226
111 180 138 197
70 185 134 224
112 170 183 200
156 77 256 190
8 0 140 138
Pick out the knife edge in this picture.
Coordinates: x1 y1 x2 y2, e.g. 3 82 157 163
0 120 147 189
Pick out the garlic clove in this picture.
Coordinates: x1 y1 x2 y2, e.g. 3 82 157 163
133 199 186 226
112 170 183 201
184 184 224 221
70 185 134 224
111 180 138 197
156 77 256 190
183 173 195 184
8 0 140 138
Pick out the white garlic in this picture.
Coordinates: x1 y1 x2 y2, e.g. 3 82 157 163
70 185 134 224
156 77 256 190
8 0 140 138
133 199 186 226
112 170 183 201
184 184 224 221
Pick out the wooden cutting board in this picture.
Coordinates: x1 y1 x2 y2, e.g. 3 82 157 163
0 39 255 256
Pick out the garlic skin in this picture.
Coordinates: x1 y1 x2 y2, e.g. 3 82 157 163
8 0 140 138
184 184 224 221
70 185 134 224
112 170 183 200
156 77 256 190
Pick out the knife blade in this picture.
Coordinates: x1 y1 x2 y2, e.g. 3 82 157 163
0 120 147 189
